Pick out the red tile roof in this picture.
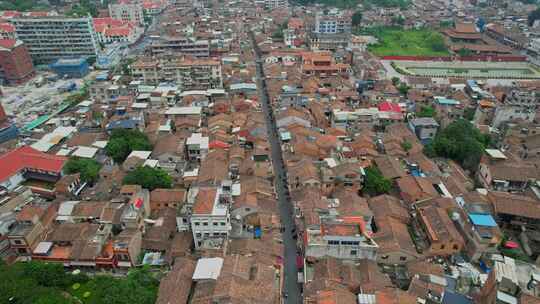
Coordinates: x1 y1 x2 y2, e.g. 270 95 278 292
378 101 401 113
0 39 17 49
0 146 66 182
0 23 15 33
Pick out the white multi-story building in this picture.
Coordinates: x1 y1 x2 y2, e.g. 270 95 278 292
108 1 144 26
190 183 232 249
314 9 352 34
10 15 98 65
185 133 209 161
264 0 288 9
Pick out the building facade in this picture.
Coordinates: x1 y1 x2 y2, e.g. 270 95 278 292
108 1 144 26
190 185 232 249
10 16 98 65
0 39 35 85
131 56 222 90
150 36 210 58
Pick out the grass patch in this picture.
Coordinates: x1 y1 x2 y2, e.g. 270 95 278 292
365 27 449 56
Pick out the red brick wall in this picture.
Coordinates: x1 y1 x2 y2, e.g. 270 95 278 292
0 43 35 85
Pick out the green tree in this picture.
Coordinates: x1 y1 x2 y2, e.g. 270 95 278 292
106 129 152 163
391 76 400 86
398 83 410 96
64 157 102 183
363 166 392 196
401 140 412 152
457 47 473 57
352 10 363 27
123 166 173 190
418 105 436 118
424 119 490 172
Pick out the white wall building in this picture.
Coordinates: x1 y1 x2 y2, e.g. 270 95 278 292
190 183 232 249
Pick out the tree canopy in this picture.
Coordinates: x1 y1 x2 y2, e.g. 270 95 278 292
123 166 173 190
0 261 158 304
418 105 436 118
105 129 152 163
64 157 102 183
352 11 363 26
363 166 392 196
424 119 491 172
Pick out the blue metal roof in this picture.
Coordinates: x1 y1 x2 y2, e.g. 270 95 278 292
469 213 497 227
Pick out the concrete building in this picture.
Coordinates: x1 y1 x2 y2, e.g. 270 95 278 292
10 15 98 65
305 217 378 260
150 36 210 58
190 184 232 249
0 39 35 85
492 88 539 129
131 56 222 90
408 117 439 144
314 9 352 34
185 133 209 161
108 1 144 26
263 0 288 9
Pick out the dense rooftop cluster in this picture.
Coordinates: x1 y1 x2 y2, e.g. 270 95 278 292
0 0 539 304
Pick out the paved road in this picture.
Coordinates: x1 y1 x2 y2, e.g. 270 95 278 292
248 31 302 304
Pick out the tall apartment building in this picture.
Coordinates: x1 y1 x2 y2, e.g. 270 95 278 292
108 1 144 26
150 35 210 57
131 55 222 90
10 15 98 65
0 39 35 85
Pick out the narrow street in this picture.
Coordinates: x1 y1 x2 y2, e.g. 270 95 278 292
249 31 302 304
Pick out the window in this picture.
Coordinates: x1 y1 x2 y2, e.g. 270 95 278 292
213 222 218 226
196 233 201 237
203 222 208 226
13 240 22 245
350 250 357 256
400 256 407 261
221 222 226 226
328 240 339 245
440 244 445 250
194 222 200 226
453 244 459 250
204 233 210 237
381 255 389 260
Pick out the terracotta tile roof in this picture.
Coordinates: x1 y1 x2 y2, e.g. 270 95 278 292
368 195 410 223
488 191 540 219
156 257 196 304
0 146 66 183
15 205 46 223
150 188 186 205
0 38 17 49
192 188 217 214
